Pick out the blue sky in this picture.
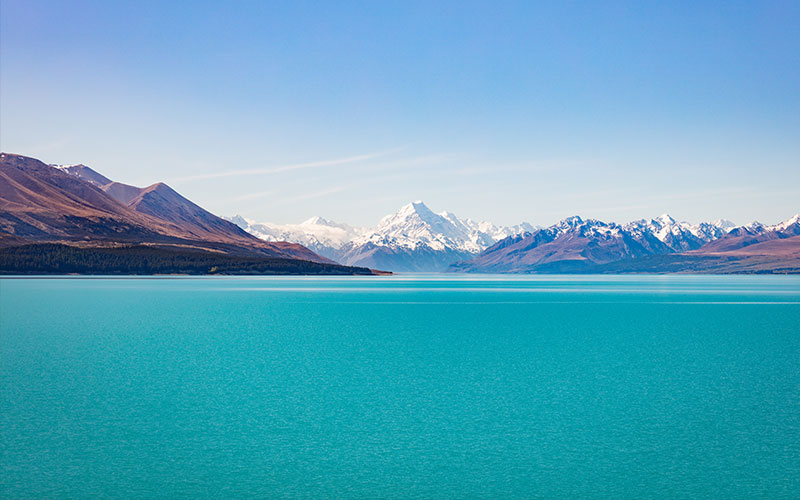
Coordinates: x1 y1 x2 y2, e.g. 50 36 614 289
1 0 798 226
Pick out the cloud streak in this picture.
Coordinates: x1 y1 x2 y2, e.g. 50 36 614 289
168 148 404 183
218 153 455 206
228 189 275 202
284 186 351 202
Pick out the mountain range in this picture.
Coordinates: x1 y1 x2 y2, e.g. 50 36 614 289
229 201 536 272
453 214 800 274
1 152 797 274
0 153 379 275
233 206 799 274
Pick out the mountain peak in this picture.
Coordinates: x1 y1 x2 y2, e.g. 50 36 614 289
50 163 112 187
228 215 250 229
713 219 737 231
393 200 436 220
144 181 171 192
560 215 584 226
401 200 429 211
772 213 800 232
656 213 676 224
301 216 335 226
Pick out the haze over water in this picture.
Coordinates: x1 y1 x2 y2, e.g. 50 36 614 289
2 275 799 499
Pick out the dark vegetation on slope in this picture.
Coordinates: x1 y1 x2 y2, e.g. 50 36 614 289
0 244 382 276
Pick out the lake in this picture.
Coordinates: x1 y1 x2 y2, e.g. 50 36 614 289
1 275 799 499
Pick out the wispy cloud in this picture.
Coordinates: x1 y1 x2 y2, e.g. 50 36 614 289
227 189 275 202
284 186 350 202
168 148 404 183
219 153 455 206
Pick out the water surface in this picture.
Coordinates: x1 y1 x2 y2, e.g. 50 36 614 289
1 275 799 499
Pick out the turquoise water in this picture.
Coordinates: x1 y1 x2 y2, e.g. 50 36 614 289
1 275 799 499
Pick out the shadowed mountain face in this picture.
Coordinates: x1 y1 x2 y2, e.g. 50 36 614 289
1 154 171 241
102 181 144 205
101 179 259 243
0 153 332 264
57 162 258 243
451 216 659 273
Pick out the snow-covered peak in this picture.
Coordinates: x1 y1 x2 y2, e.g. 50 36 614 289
770 213 800 232
712 219 737 232
621 215 724 251
656 213 676 225
723 215 800 236
763 213 800 232
550 216 586 233
724 215 799 235
560 215 584 227
382 200 438 225
300 215 346 228
546 216 623 238
229 205 800 270
229 214 251 229
744 221 766 232
367 201 482 252
532 217 625 241
228 201 532 259
224 215 365 259
401 200 428 213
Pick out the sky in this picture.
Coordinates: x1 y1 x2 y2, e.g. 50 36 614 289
1 0 798 227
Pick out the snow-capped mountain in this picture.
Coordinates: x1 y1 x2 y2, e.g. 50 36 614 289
227 215 365 261
453 213 800 273
768 213 800 233
712 219 737 233
623 214 730 252
697 213 800 253
230 203 799 273
350 201 534 253
453 215 662 273
230 201 536 271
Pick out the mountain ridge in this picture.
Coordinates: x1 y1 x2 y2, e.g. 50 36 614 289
0 153 336 266
230 201 536 271
4 152 796 274
232 202 798 273
452 213 800 274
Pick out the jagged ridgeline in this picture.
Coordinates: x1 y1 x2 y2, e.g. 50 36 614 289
0 153 387 275
2 152 797 274
228 201 536 272
451 215 800 274
231 205 800 274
